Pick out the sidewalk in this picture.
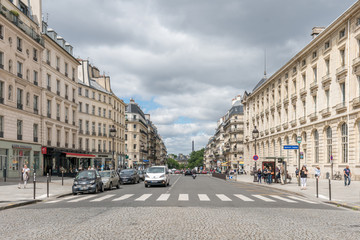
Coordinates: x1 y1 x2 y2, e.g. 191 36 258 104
232 174 360 211
0 176 73 210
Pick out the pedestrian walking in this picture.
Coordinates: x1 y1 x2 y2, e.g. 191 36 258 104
344 165 351 186
257 168 262 183
315 166 321 179
280 165 285 185
268 166 273 184
18 164 30 189
299 165 308 190
262 166 268 184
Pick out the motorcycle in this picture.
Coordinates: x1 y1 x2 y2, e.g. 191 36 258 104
192 173 196 179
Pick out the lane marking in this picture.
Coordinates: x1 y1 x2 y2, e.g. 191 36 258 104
90 194 115 202
287 196 318 204
198 194 210 201
216 194 232 201
270 195 297 203
68 195 96 203
234 194 254 202
178 194 189 201
135 194 152 201
252 195 276 202
112 194 134 201
156 194 170 201
45 195 77 204
166 176 182 194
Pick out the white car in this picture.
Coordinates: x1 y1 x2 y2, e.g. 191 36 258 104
144 166 170 187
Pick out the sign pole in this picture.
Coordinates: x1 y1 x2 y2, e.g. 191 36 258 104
297 137 302 187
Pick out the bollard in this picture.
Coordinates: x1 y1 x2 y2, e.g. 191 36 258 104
316 177 319 198
62 171 64 186
49 169 52 183
33 172 36 200
3 168 6 182
329 178 331 201
47 173 49 198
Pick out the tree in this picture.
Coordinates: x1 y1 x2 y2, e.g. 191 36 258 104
167 157 179 169
187 148 205 169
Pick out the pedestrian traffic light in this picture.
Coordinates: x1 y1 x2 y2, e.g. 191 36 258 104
300 152 304 159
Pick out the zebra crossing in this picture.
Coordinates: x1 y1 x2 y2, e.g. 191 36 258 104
45 193 318 205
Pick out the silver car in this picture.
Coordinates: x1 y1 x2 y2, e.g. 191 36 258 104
99 170 120 190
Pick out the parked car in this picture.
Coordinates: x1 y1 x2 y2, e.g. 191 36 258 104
99 170 120 190
184 170 192 176
138 170 145 181
119 169 140 184
72 170 104 194
201 170 208 174
174 170 181 174
144 166 170 187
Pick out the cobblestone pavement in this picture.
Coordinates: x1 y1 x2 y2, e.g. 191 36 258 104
0 206 359 240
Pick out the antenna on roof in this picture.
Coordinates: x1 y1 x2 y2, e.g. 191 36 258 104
264 49 267 79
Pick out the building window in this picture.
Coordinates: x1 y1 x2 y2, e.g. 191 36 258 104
109 110 111 119
92 106 95 115
79 138 83 149
17 120 22 140
0 81 3 103
8 59 12 73
314 130 319 163
79 119 83 132
134 134 137 139
33 95 38 113
65 107 69 122
0 51 3 69
312 51 317 59
85 104 89 114
133 144 136 150
16 88 23 110
92 122 95 134
98 140 102 151
16 37 22 52
341 123 348 163
65 62 68 76
78 87 82 96
56 56 60 71
103 109 106 117
56 80 60 95
47 100 51 117
56 104 60 120
339 28 345 39
340 49 345 66
325 90 329 108
98 123 101 135
326 127 332 163
98 107 101 116
134 124 136 129
0 24 3 39
33 124 38 142
313 95 317 113
341 83 345 104
47 74 51 90
85 89 88 97
46 49 51 64
92 92 95 99
325 59 330 75
324 41 330 50
33 48 38 61
313 67 317 83
0 116 3 138
33 71 38 85
17 61 23 78
72 68 75 81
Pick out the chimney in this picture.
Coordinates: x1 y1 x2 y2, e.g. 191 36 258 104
311 27 325 39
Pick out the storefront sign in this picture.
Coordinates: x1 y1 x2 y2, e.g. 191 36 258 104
41 147 47 154
12 144 32 150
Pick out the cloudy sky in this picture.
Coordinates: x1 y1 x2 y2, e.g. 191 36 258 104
43 0 355 155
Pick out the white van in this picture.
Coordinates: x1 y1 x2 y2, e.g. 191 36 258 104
144 166 170 187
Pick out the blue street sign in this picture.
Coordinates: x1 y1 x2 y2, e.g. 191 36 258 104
283 145 299 150
143 159 149 162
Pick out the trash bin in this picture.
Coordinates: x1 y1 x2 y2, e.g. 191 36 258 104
326 172 330 179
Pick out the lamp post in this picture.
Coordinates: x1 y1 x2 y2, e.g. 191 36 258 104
109 125 117 170
252 126 259 182
140 144 144 170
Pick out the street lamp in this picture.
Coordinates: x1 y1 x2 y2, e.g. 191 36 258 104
252 126 259 182
140 144 144 170
109 125 117 170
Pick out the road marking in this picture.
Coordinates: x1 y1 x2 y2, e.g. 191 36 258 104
68 195 96 203
112 194 134 201
287 196 318 204
90 194 115 202
216 194 232 201
198 194 210 201
234 194 254 202
252 195 276 202
178 194 189 201
157 194 170 201
45 195 77 204
135 194 152 201
270 195 297 203
166 176 181 194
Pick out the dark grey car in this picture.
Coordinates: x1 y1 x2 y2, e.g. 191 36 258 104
119 169 140 184
72 170 104 194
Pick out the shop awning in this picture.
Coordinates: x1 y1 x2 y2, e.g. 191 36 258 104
63 152 96 159
221 162 230 166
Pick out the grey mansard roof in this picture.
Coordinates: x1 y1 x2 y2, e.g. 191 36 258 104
126 103 146 120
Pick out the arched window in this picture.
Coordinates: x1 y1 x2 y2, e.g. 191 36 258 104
326 127 332 163
341 123 348 163
314 130 319 163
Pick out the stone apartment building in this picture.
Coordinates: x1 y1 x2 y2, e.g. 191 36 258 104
242 1 360 180
204 95 244 171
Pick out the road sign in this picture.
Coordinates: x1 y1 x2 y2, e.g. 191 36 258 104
253 155 259 161
300 152 304 159
297 136 302 144
284 145 299 150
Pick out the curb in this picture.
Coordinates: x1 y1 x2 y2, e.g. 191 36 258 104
0 200 42 211
325 201 360 211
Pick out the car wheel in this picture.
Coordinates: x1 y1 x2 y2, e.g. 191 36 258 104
137 178 140 183
116 181 120 189
95 184 99 194
167 181 170 186
145 184 148 188
109 182 113 190
100 183 104 192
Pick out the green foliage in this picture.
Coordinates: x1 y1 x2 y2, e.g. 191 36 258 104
10 10 19 17
187 148 204 169
167 158 180 169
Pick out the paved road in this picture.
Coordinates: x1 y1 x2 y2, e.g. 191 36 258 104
1 175 359 240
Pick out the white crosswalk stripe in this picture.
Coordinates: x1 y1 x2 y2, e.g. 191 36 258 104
68 195 96 203
216 194 232 201
45 195 78 204
90 194 116 202
157 194 170 201
112 194 134 202
178 194 189 201
252 195 276 202
287 196 318 204
270 195 297 203
198 194 210 201
234 194 254 202
135 194 152 201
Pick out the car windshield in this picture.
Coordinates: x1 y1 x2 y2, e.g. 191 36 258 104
147 167 165 173
99 171 110 178
120 170 134 175
76 171 95 179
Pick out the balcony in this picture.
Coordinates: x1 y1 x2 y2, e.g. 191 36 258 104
65 119 68 124
265 129 269 135
265 109 269 115
260 131 264 137
56 67 60 72
335 102 347 113
276 101 282 109
56 91 60 96
309 112 318 121
57 142 60 147
92 131 96 136
0 131 3 138
336 66 347 82
65 72 68 77
260 111 264 117
283 95 289 106
276 125 281 132
291 93 297 104
17 135 22 140
92 148 96 152
17 73 23 78
270 127 275 133
353 57 360 75
282 122 289 130
86 131 90 135
79 130 83 134
270 104 275 112
57 116 60 121
352 97 360 108
299 116 306 124
290 119 297 127
47 86 51 91
300 87 307 98
310 82 318 95
65 95 68 100
33 56 37 62
17 103 23 110
17 47 22 52
321 74 332 89
33 108 38 115
73 121 76 126
320 107 331 117
34 81 38 86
